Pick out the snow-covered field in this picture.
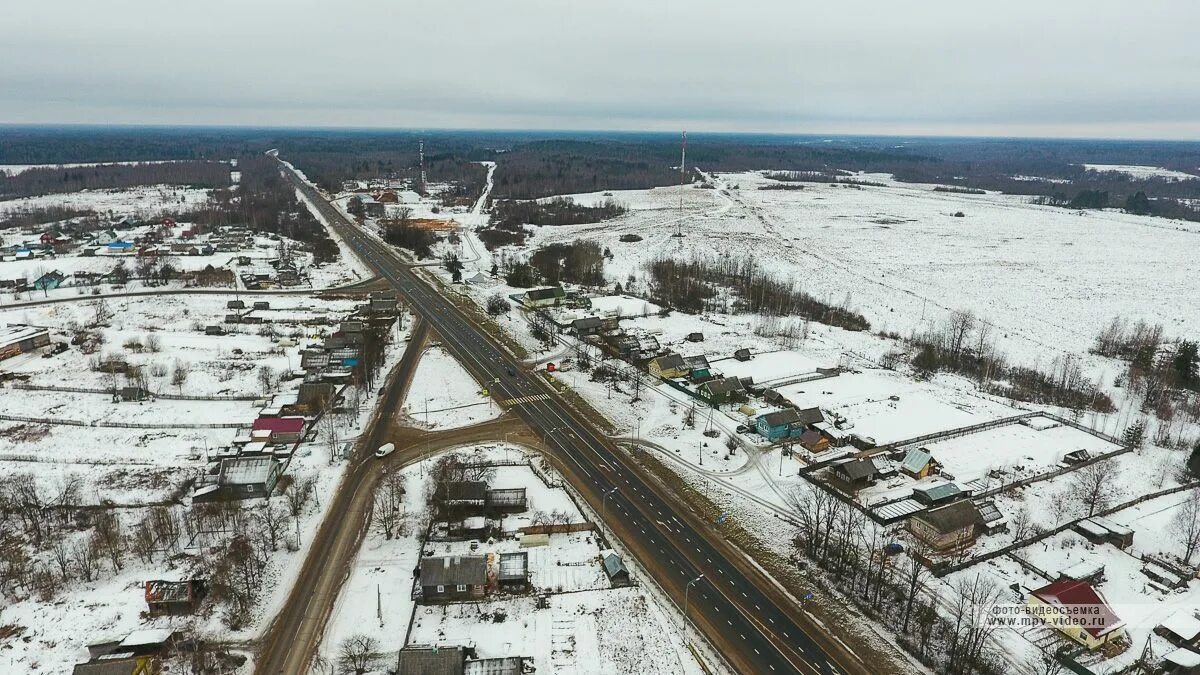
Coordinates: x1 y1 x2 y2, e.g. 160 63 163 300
518 171 1200 366
319 447 711 675
0 185 214 218
401 345 501 429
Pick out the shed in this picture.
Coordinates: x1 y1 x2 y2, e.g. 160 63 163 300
601 551 631 586
911 481 964 505
1058 560 1106 583
519 533 550 548
900 448 936 479
1164 647 1200 674
498 552 529 590
829 457 877 490
144 579 205 615
1159 610 1200 646
485 487 527 511
686 332 704 342
733 348 752 362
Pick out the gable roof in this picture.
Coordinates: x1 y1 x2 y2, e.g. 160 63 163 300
397 646 466 675
912 481 963 502
832 457 877 480
602 551 628 579
1161 610 1200 642
525 286 565 301
901 448 933 474
650 353 686 371
251 416 305 434
794 406 824 425
761 408 802 428
420 556 487 587
1030 580 1124 638
702 377 745 396
911 500 982 535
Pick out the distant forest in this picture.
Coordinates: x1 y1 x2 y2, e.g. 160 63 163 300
0 161 231 199
5 126 1200 221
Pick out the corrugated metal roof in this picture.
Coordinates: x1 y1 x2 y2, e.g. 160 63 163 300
873 499 925 520
900 448 932 474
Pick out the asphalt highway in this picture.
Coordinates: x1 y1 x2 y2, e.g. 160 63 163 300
280 163 861 675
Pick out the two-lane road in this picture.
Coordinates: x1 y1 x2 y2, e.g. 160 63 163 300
278 162 862 675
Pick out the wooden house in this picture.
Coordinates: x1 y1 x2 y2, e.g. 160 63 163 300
417 555 487 603
1027 580 1126 650
907 500 982 552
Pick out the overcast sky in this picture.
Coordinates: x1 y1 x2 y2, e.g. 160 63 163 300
4 1 1199 139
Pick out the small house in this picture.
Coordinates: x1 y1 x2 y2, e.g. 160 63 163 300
523 286 566 308
253 301 271 310
145 579 206 616
648 353 688 380
417 555 487 602
829 457 878 490
250 416 306 444
699 377 747 405
601 551 631 586
1063 449 1092 465
438 481 488 513
911 481 964 506
686 332 704 343
733 348 752 362
194 456 282 501
684 355 712 382
1163 647 1200 674
755 407 820 441
205 325 225 336
907 500 982 552
572 316 605 336
1027 580 1126 650
900 448 937 479
396 646 467 675
32 270 66 291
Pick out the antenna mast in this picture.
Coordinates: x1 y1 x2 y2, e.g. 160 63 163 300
418 139 428 196
675 130 687 238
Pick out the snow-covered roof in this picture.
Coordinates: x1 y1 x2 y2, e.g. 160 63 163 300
901 448 932 474
118 628 173 647
1166 647 1200 668
0 324 49 349
1057 560 1104 581
1161 610 1200 641
219 456 277 485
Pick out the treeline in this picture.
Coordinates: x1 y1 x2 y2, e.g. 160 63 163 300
1094 316 1200 446
491 197 627 228
647 256 871 331
0 161 231 199
491 140 684 199
788 487 1011 675
0 205 97 229
902 309 1114 412
171 156 339 264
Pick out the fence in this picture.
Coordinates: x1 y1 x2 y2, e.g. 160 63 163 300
520 522 595 535
10 382 260 401
934 480 1200 577
0 412 243 429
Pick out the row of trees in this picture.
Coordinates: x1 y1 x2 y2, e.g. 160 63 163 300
647 255 872 331
906 309 1114 413
786 486 1012 675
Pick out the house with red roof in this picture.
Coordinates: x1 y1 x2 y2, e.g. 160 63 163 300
1027 580 1127 650
250 416 307 444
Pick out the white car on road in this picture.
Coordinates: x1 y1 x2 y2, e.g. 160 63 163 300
375 442 395 459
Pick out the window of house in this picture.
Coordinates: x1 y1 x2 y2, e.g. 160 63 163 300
456 584 467 593
436 585 445 593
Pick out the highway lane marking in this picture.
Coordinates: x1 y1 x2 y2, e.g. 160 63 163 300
313 188 832 675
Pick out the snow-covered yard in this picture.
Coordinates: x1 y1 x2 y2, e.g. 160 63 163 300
400 345 501 429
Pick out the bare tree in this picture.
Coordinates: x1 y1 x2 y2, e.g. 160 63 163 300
337 634 379 675
92 510 124 572
1069 462 1120 517
72 538 99 582
898 544 929 634
945 309 976 360
1173 490 1200 564
1009 505 1033 542
373 468 406 540
258 365 276 395
254 501 289 552
171 360 189 394
945 574 1004 675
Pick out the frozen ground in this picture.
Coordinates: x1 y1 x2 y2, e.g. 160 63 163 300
320 448 710 675
515 171 1200 366
401 345 501 429
1082 164 1199 181
0 305 411 674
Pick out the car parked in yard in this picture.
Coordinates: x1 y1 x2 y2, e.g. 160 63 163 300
375 442 395 458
